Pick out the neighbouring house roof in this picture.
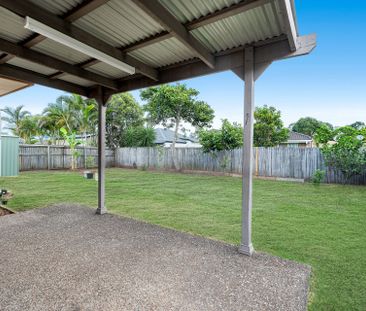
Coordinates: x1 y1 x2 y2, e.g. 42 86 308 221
154 128 198 145
286 131 312 143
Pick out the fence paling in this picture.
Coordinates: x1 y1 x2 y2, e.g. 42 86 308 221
114 147 365 185
19 145 115 170
19 146 365 185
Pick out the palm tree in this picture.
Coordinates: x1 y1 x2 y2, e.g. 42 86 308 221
42 95 79 137
17 115 38 144
67 94 98 146
0 105 30 135
38 115 60 145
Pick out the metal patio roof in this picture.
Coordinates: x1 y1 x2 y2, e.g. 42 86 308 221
0 0 315 98
0 0 317 258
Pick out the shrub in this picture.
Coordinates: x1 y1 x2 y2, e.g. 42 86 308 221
311 169 326 184
314 125 366 183
85 156 95 169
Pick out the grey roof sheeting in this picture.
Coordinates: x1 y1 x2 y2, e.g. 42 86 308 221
0 0 314 95
154 128 198 144
288 131 312 142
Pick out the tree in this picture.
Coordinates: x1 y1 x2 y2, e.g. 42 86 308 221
38 114 61 145
72 95 97 146
314 125 366 183
43 95 79 135
17 115 39 144
254 105 289 147
123 126 156 147
1 105 30 135
60 127 81 170
199 119 242 153
290 117 333 137
141 84 214 168
105 93 144 149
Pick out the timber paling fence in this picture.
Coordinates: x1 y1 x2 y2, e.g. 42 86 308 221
18 146 366 185
115 147 366 185
19 145 115 170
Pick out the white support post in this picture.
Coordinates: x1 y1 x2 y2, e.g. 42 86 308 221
239 47 255 256
96 88 107 215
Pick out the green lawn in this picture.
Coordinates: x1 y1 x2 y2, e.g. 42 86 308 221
1 169 365 310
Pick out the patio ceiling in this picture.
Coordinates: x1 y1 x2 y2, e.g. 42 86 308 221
0 76 32 97
0 0 315 97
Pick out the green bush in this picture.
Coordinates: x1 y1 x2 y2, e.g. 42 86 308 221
122 126 156 147
314 125 366 183
85 156 95 169
311 169 326 184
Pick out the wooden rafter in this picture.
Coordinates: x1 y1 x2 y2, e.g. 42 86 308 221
0 0 111 64
0 38 118 90
0 0 158 80
112 34 316 94
0 64 88 96
133 0 215 68
278 0 298 51
122 0 273 54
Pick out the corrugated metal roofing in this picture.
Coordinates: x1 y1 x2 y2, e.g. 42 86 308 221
129 37 197 68
0 0 297 89
74 0 165 47
31 39 91 65
86 62 130 79
58 74 95 87
192 3 283 52
7 58 58 76
0 7 33 43
27 0 84 16
159 0 242 23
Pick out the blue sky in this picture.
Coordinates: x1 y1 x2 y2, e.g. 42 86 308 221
1 0 365 128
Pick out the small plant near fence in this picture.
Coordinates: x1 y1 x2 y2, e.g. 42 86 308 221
60 128 81 170
85 155 95 169
311 169 326 185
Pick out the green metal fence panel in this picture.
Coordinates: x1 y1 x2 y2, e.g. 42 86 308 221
0 135 19 177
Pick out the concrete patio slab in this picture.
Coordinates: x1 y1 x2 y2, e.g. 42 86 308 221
0 205 311 311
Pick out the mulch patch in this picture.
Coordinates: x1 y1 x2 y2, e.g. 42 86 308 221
0 206 14 216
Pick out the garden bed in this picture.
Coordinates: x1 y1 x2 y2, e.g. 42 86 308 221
0 206 14 216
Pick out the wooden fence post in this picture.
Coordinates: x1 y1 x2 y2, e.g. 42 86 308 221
47 145 50 170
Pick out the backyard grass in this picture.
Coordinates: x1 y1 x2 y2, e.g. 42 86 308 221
1 168 365 310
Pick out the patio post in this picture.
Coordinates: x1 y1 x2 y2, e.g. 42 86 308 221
95 87 107 215
239 47 255 256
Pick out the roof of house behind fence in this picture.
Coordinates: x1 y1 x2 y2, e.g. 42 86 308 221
288 131 312 141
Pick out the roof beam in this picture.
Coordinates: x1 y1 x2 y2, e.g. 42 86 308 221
113 34 316 93
122 31 173 53
122 0 272 54
49 58 100 80
278 0 298 51
0 38 118 90
0 0 111 63
0 64 88 96
185 0 273 30
64 0 111 23
0 0 158 81
132 0 215 68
